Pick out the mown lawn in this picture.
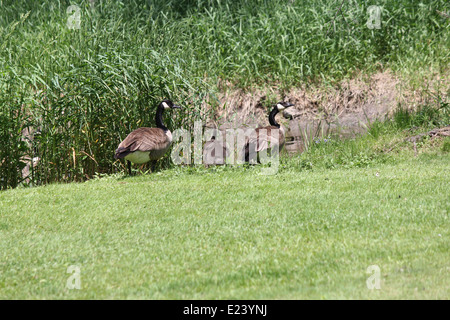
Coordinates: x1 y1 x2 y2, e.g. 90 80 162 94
0 154 448 299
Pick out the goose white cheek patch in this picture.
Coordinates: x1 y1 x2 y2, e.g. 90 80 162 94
162 102 170 109
277 103 285 110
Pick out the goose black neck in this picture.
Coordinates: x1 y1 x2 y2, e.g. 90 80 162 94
155 104 168 132
269 107 280 128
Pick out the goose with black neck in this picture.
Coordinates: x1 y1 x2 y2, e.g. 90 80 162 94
114 99 181 175
244 101 294 163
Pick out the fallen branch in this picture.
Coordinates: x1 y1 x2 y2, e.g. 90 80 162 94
384 126 450 153
405 126 450 143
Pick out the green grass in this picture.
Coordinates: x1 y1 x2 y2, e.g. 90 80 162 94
1 1 448 299
0 149 448 299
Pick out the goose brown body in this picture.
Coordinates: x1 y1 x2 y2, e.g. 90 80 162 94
114 127 173 164
250 125 286 151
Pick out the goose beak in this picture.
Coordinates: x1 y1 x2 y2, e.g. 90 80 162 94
172 105 181 109
286 103 294 108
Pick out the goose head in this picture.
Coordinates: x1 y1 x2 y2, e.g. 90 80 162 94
160 99 181 110
275 101 294 111
155 99 181 132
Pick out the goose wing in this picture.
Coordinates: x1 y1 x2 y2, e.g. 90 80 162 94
249 126 284 151
115 127 170 159
244 126 285 162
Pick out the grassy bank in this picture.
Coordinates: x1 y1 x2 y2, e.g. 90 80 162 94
0 152 448 299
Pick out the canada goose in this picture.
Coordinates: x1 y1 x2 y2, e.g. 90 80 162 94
114 99 181 174
203 130 230 166
244 101 294 163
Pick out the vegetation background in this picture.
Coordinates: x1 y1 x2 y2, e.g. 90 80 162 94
0 0 449 188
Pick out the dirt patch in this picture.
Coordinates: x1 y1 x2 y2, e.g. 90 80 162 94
202 71 449 152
